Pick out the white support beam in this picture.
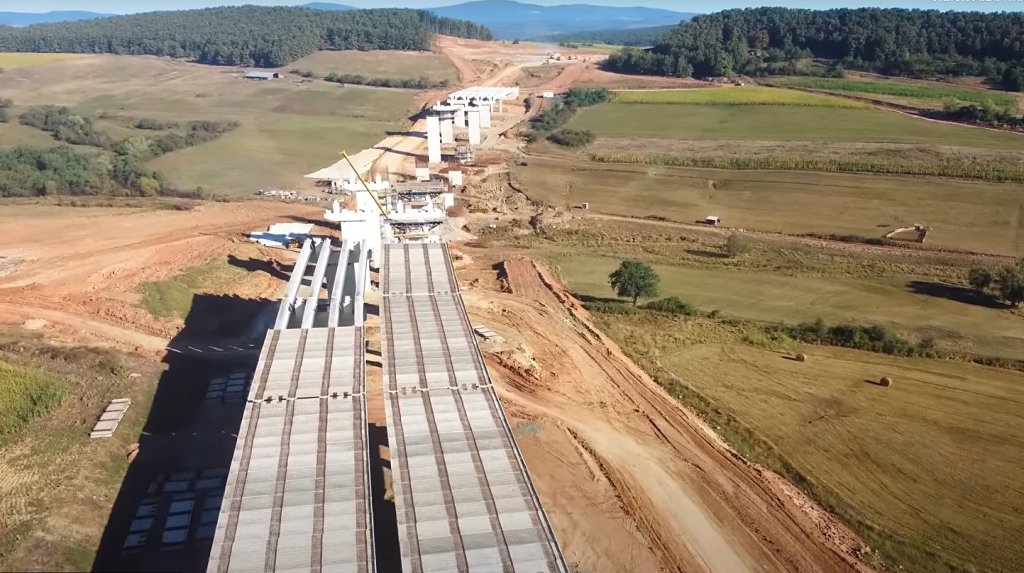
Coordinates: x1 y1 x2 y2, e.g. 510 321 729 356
467 110 481 145
353 240 368 327
301 239 333 329
328 239 353 328
426 115 442 164
274 238 313 329
440 118 454 144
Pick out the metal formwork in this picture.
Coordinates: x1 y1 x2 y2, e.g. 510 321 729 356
381 238 569 573
207 326 373 573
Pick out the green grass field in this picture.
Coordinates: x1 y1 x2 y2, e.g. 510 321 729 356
139 259 255 320
770 76 1018 108
548 251 1024 359
287 50 458 82
515 156 1024 256
599 314 1024 573
0 55 415 196
613 86 866 107
0 361 64 439
568 104 1024 149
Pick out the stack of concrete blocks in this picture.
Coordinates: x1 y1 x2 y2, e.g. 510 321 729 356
91 398 131 439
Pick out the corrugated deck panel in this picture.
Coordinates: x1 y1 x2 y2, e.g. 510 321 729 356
381 238 568 573
208 397 371 573
248 327 363 401
382 243 458 296
208 324 371 573
386 389 564 573
382 295 485 392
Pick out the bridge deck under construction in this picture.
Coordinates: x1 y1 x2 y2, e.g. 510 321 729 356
207 327 373 573
382 243 568 573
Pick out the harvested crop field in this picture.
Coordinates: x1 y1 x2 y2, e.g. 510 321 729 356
514 156 1024 256
286 49 459 83
769 76 1018 108
599 314 1024 573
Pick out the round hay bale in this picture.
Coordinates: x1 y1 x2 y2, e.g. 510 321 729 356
879 376 893 387
795 353 807 362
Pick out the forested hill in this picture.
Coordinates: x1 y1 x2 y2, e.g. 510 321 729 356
532 25 677 47
605 8 1024 83
0 6 492 67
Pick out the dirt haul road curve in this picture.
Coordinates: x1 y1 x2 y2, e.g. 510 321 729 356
458 254 874 573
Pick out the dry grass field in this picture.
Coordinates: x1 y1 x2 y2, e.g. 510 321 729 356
0 55 416 196
287 49 459 82
515 156 1024 256
599 314 1024 573
0 52 88 70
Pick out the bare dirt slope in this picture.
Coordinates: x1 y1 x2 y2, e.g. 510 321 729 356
0 202 316 351
459 254 874 573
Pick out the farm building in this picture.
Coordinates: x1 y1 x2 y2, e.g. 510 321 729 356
243 71 280 80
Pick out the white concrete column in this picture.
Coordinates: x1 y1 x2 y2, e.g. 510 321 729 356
454 106 466 129
440 118 454 144
426 115 442 164
478 104 491 128
498 99 503 113
449 170 463 186
467 109 481 145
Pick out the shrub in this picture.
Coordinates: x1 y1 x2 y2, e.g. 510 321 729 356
547 128 595 148
582 301 638 315
785 319 919 356
642 296 698 315
564 87 611 107
134 118 178 130
968 267 993 291
724 234 752 257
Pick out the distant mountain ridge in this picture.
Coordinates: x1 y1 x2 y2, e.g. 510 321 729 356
0 11 112 27
428 1 692 39
0 2 692 40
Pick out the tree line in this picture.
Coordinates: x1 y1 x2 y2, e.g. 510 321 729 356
604 8 1024 89
0 6 492 68
1 104 236 198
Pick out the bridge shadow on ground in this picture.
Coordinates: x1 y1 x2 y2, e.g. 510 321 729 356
92 294 277 572
906 280 1008 309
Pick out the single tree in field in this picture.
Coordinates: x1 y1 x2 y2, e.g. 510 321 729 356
967 267 993 292
609 260 659 306
997 260 1024 308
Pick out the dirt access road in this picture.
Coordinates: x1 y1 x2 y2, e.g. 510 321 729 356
457 254 874 573
0 202 315 351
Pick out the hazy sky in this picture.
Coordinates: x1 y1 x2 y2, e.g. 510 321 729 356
3 0 1021 13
